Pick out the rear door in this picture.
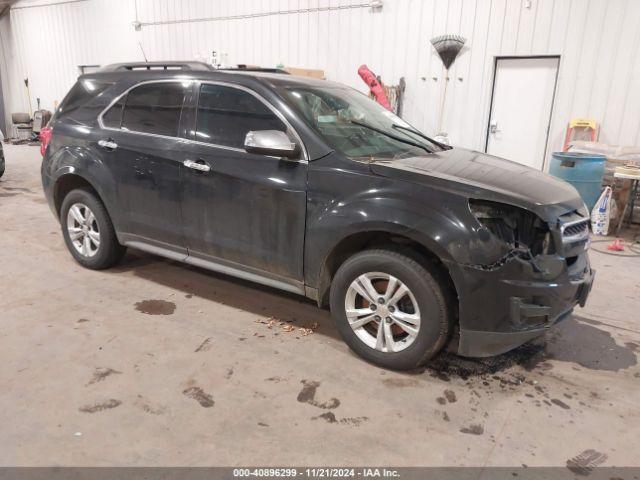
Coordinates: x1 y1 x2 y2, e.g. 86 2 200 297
179 82 308 288
98 80 193 252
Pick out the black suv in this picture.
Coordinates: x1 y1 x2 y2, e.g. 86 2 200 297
41 62 594 370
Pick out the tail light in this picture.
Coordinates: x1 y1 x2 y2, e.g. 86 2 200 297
40 126 53 157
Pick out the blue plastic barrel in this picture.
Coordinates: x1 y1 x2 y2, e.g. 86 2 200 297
549 152 606 211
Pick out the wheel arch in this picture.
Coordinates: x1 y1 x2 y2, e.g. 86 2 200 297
316 230 459 320
53 173 102 218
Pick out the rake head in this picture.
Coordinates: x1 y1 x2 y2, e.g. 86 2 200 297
431 35 466 70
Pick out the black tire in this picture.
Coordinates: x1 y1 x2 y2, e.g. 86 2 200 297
330 249 451 370
60 188 126 269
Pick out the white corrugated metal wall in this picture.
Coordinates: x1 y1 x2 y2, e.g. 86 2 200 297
2 0 640 167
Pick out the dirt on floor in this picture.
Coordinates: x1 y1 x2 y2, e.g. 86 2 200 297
1 144 639 467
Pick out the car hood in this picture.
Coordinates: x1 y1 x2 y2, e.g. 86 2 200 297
368 148 585 217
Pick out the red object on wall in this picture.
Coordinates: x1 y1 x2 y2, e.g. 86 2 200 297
358 65 392 111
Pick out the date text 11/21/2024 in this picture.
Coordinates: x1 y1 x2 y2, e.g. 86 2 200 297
232 468 400 478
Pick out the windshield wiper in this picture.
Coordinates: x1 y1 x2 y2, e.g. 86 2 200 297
348 120 433 154
391 124 450 151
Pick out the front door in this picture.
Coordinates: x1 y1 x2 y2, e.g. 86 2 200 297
180 82 308 288
98 81 192 251
486 56 559 170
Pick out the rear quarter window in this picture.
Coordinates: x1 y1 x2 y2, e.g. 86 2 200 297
101 97 125 129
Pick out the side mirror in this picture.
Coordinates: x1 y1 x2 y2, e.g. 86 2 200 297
244 130 299 159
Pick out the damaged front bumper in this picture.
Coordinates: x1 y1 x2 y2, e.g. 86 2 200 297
446 250 594 358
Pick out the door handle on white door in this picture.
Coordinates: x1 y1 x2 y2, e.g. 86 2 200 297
489 122 501 134
183 159 211 173
98 139 118 150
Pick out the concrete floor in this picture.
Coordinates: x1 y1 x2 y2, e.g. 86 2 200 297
1 143 639 467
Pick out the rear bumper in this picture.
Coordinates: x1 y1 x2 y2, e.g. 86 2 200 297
447 253 594 357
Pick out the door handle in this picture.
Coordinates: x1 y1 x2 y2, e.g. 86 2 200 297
489 122 501 134
183 159 211 173
98 139 118 150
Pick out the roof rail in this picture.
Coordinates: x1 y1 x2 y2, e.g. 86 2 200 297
99 61 213 72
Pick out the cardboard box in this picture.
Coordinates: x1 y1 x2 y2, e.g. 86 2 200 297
284 67 325 79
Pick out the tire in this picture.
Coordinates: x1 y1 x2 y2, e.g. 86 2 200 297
330 249 451 370
60 188 126 269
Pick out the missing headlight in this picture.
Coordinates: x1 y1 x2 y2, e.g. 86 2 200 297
469 199 552 256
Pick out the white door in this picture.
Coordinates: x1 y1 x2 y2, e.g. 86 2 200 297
486 57 559 170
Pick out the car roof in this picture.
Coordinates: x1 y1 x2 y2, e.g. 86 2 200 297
86 62 347 91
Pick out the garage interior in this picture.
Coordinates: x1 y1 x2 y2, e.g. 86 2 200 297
1 0 640 474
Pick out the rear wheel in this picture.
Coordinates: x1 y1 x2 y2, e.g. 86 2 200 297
330 249 451 370
60 188 125 269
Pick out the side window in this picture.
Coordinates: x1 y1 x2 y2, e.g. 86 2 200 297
196 84 287 149
102 96 125 129
121 82 188 137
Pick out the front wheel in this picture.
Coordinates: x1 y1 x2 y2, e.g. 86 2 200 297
330 249 452 370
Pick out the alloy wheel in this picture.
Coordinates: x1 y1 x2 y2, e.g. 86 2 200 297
344 272 421 353
66 203 100 258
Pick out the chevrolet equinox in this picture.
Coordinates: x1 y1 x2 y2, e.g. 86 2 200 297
41 62 594 370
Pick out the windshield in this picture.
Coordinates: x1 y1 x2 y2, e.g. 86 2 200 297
279 85 447 159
